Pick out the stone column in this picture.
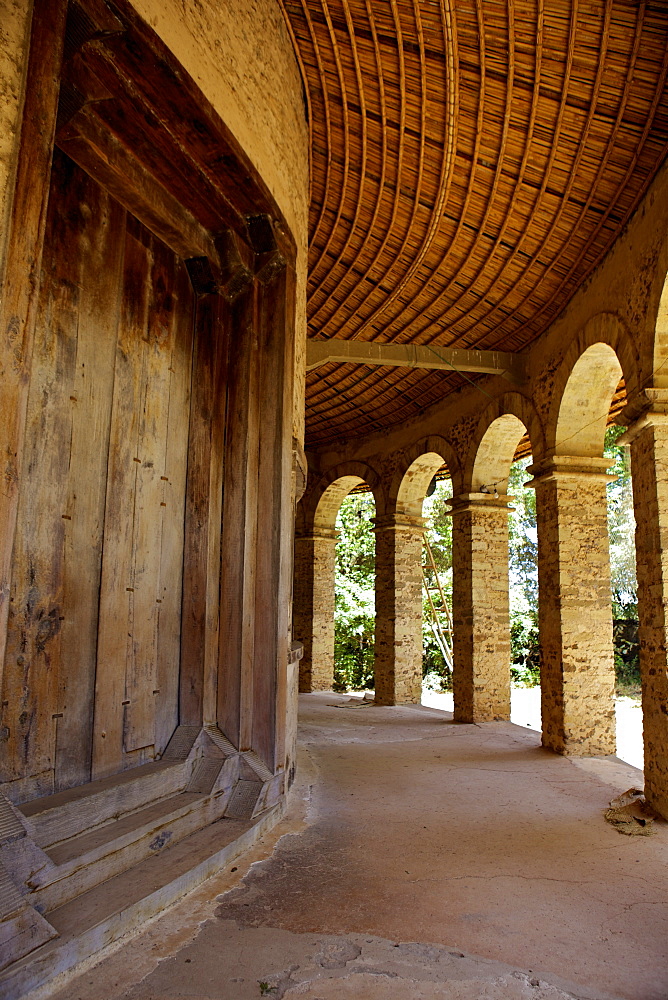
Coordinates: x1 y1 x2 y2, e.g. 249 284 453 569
373 514 425 705
292 528 338 692
449 494 512 723
529 457 616 755
620 405 668 817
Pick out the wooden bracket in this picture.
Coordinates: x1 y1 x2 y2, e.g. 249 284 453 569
185 256 218 296
215 230 254 301
247 215 287 284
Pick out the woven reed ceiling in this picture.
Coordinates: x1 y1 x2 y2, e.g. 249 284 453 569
280 1 668 448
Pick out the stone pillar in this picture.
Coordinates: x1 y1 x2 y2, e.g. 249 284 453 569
449 494 512 723
373 514 425 705
529 457 616 755
620 405 668 817
293 528 338 692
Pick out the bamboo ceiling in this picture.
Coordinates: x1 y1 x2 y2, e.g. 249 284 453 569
280 1 668 448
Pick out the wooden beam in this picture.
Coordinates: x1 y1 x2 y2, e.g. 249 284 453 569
305 340 526 382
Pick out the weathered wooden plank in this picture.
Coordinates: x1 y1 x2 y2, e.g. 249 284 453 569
1 150 81 796
252 262 297 773
203 297 229 724
0 0 68 723
55 155 125 792
123 233 176 754
155 259 193 753
217 286 260 749
179 298 216 726
93 220 150 780
179 293 228 727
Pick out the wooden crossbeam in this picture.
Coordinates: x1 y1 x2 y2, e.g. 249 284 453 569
306 340 525 382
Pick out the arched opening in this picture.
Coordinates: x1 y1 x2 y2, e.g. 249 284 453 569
395 452 451 707
652 271 668 389
536 341 637 758
333 489 376 694
296 475 375 694
554 342 622 456
472 415 536 725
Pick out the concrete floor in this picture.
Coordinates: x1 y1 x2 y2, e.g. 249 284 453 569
42 694 668 1000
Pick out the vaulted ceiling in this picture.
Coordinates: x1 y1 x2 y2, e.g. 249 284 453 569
280 1 668 448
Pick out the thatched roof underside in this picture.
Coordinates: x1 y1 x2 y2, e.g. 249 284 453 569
280 1 668 448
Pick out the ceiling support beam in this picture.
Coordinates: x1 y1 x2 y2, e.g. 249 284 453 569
306 340 526 383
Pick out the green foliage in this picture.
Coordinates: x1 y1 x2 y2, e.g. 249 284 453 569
507 458 539 683
613 617 640 694
508 458 538 611
422 480 454 690
605 424 637 617
333 493 375 691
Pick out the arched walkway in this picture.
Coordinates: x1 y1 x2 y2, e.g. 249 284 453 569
451 411 533 723
294 469 378 692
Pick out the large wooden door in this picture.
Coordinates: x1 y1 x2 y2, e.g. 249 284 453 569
0 149 195 795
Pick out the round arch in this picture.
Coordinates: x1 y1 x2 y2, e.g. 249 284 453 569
546 313 639 456
462 391 545 492
472 414 527 493
554 343 622 457
388 436 461 516
296 460 381 535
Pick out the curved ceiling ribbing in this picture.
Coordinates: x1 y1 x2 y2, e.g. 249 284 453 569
280 0 668 447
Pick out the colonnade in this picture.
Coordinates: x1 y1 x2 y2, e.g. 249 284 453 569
294 337 668 821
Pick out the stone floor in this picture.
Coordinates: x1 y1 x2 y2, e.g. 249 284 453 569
42 694 668 1000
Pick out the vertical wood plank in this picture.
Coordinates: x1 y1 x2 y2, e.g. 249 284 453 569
180 292 229 727
1 151 82 796
155 258 193 752
253 262 297 772
179 296 216 725
0 0 67 707
93 222 150 779
217 286 260 749
123 233 177 753
55 158 125 790
203 296 229 724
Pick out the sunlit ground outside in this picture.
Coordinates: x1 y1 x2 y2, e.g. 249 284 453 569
421 684 644 771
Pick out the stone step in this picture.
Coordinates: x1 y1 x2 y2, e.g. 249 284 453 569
0 805 282 1000
19 759 189 849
